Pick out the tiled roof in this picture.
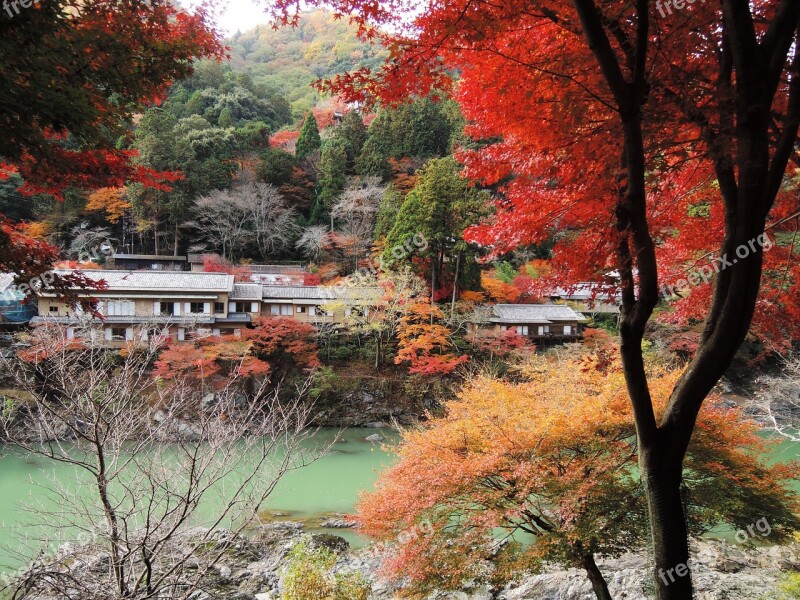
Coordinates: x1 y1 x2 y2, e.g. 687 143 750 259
113 254 187 261
490 304 586 324
231 283 262 300
249 264 307 274
262 285 380 302
48 270 234 293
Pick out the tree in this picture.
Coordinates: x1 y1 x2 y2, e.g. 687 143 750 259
244 317 321 379
296 225 332 263
189 189 252 261
383 158 487 303
201 254 254 282
316 138 350 229
356 354 800 599
295 112 322 160
335 110 368 169
373 184 404 239
1 322 313 600
331 176 385 271
270 2 800 595
240 182 299 260
395 300 468 376
84 187 130 225
0 0 223 196
257 148 297 186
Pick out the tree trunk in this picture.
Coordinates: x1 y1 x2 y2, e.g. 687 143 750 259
642 457 692 600
450 250 461 320
173 222 179 256
582 553 613 600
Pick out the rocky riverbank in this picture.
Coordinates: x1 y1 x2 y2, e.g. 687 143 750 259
27 524 795 600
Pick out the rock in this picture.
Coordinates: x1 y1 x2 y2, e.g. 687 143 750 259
319 515 357 529
176 421 201 441
365 433 385 442
201 393 217 408
309 533 349 554
218 565 232 580
255 594 273 600
259 521 304 532
365 421 389 428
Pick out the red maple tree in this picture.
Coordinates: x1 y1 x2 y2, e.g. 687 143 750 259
270 1 800 596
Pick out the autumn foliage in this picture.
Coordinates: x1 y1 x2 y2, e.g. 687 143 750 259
394 300 467 376
244 317 320 375
356 353 800 597
202 255 253 283
154 334 270 389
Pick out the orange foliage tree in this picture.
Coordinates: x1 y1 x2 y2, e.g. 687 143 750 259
480 273 521 304
395 300 468 376
244 317 320 378
85 187 131 224
154 334 270 390
357 355 800 599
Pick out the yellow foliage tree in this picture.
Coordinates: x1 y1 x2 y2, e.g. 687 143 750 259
85 187 130 224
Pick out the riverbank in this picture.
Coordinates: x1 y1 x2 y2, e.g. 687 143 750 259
20 525 797 599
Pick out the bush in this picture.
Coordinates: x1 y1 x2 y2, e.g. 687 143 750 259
280 538 370 600
778 572 800 599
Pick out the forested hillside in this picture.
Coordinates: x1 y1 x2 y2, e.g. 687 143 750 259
227 9 384 117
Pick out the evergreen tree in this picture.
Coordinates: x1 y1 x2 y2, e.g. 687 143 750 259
295 112 322 160
356 135 392 180
336 110 368 169
316 138 349 229
383 157 488 299
374 184 404 239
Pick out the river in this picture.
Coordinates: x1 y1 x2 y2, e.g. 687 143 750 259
0 426 797 578
0 428 397 573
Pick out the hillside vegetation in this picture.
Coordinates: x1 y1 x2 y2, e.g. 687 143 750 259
226 10 384 117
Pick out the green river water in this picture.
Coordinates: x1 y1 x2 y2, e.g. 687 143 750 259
0 428 397 574
0 427 797 577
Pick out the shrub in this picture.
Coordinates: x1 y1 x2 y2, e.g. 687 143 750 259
280 538 370 600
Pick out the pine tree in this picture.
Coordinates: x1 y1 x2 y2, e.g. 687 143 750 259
295 112 322 160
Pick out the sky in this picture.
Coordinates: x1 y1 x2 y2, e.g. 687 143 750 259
183 1 274 37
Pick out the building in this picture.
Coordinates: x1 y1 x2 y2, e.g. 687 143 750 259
111 254 188 271
474 303 586 343
31 270 382 346
549 283 621 315
33 270 244 345
261 285 381 325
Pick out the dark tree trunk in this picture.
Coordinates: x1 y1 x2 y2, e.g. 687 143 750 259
582 553 613 600
642 457 692 600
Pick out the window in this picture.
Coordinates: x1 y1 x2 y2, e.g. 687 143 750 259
106 300 134 317
49 305 59 314
297 306 306 314
233 302 253 314
189 302 205 314
111 327 127 341
214 302 225 314
160 302 175 316
563 325 572 335
270 304 280 316
515 325 529 336
538 325 550 335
